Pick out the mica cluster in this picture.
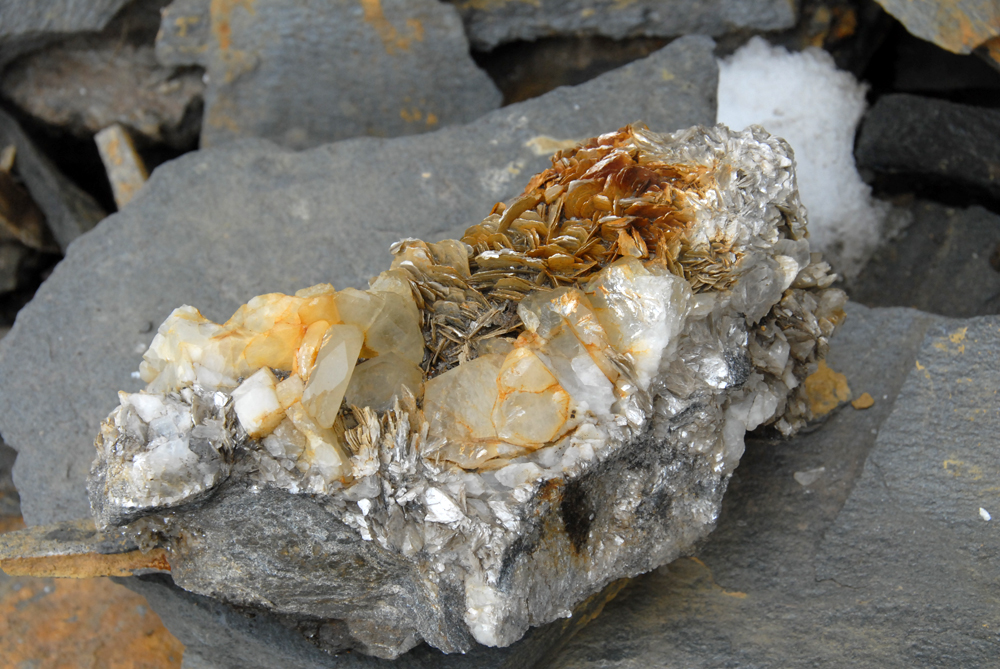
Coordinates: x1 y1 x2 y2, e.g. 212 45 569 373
88 124 845 658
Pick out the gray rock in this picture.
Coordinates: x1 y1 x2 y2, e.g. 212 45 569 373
0 0 130 67
851 200 1000 317
0 36 716 663
0 436 17 518
156 0 502 150
445 0 796 51
873 0 1000 56
1 40 204 149
0 108 106 251
552 302 1000 667
855 94 1000 204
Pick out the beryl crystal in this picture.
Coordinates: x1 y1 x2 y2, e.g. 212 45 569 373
89 124 845 658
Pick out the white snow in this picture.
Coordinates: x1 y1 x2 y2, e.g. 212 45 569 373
718 37 889 278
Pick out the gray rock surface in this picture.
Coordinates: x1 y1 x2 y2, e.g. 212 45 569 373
1 40 204 149
851 200 1000 317
446 0 796 50
156 0 502 150
0 0 130 67
855 94 1000 204
551 302 1000 667
0 108 105 251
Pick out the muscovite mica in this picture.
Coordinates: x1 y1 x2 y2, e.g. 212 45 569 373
88 124 845 658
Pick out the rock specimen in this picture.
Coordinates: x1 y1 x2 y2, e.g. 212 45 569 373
446 0 796 51
88 124 845 658
156 0 502 150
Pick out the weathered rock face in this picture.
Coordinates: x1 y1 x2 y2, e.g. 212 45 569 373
855 94 1000 204
156 0 502 150
1 41 204 149
551 303 1000 668
0 0 131 67
873 0 1000 57
445 0 797 51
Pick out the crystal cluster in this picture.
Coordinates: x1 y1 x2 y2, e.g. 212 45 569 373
89 124 845 658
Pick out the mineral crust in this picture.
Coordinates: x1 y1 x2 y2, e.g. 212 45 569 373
88 124 845 658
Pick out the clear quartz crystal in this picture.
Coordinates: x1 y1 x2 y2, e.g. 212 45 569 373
90 124 846 656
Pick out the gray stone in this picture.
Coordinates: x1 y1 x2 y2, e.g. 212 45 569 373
0 0 130 67
0 36 716 662
551 302 1000 667
445 0 796 51
873 0 1000 56
156 0 502 150
1 40 204 149
0 108 105 251
851 200 1000 318
855 94 1000 205
0 436 17 518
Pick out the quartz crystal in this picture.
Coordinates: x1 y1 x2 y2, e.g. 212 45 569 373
88 124 845 658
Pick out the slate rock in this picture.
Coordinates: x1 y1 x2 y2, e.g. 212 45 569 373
855 93 1000 205
552 302 1000 667
851 200 1000 317
873 0 1000 55
1 40 204 150
0 0 130 67
156 0 502 150
0 109 105 251
446 0 796 51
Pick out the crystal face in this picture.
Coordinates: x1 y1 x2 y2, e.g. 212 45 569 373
88 124 846 658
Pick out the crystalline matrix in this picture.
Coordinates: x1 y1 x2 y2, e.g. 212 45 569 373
88 124 845 659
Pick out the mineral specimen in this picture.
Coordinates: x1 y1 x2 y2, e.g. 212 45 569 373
88 124 845 658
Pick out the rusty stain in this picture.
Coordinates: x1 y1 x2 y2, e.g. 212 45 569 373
173 14 202 38
851 392 875 410
95 125 149 208
687 557 748 598
875 0 1000 54
1 548 170 579
804 360 852 417
360 0 425 54
0 574 184 667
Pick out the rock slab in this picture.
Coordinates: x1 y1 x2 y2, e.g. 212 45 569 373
446 0 797 50
851 200 1000 317
157 0 502 150
855 93 1000 205
0 0 130 66
0 108 105 251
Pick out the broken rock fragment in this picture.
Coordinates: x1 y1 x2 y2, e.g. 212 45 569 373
447 0 797 50
88 123 845 658
157 0 502 149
